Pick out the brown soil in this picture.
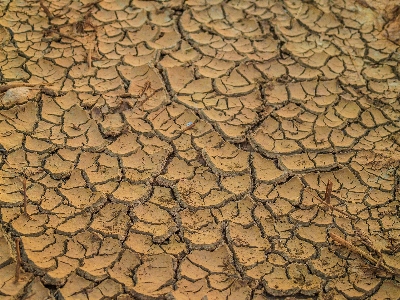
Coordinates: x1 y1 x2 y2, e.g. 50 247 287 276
0 0 399 299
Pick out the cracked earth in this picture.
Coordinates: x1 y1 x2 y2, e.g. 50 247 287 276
0 0 400 299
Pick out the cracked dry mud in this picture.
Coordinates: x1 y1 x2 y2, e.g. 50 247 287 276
0 0 400 299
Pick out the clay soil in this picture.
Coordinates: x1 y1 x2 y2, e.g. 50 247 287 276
0 0 399 299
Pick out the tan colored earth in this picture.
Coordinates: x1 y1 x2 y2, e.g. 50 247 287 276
0 0 400 299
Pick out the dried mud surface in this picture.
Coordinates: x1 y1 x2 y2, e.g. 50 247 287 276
0 0 399 299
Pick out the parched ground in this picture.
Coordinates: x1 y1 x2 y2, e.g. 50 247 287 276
0 0 399 299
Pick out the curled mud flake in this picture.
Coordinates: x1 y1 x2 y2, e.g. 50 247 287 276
228 223 271 267
187 245 236 275
56 213 92 235
128 253 176 298
371 280 400 300
11 213 48 236
124 231 164 255
220 173 251 196
287 263 323 296
158 157 195 185
213 195 255 226
130 202 177 243
262 266 300 297
24 277 52 299
58 272 94 299
172 278 212 299
179 257 209 281
99 113 126 136
276 236 316 262
43 256 80 286
22 234 68 271
309 247 346 279
252 153 285 183
180 208 223 248
78 237 122 282
122 148 170 183
107 132 140 155
44 152 74 179
202 142 249 176
112 181 151 205
85 279 123 299
297 224 327 244
108 249 140 287
90 203 131 240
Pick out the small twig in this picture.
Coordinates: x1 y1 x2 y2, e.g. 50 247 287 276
182 121 197 132
14 238 21 283
305 189 357 220
118 93 134 98
324 179 333 204
138 81 151 98
87 47 92 70
39 0 53 19
151 106 168 121
22 176 31 219
329 232 397 274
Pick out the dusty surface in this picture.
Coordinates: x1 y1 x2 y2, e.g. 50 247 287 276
0 0 399 299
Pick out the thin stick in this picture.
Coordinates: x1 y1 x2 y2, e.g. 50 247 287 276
14 238 21 282
182 121 197 132
329 232 397 274
305 189 357 220
87 48 92 70
138 81 151 98
22 176 30 219
324 179 333 204
151 106 167 121
39 0 53 19
118 93 134 98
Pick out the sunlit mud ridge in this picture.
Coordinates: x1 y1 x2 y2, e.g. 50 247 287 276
0 0 399 299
